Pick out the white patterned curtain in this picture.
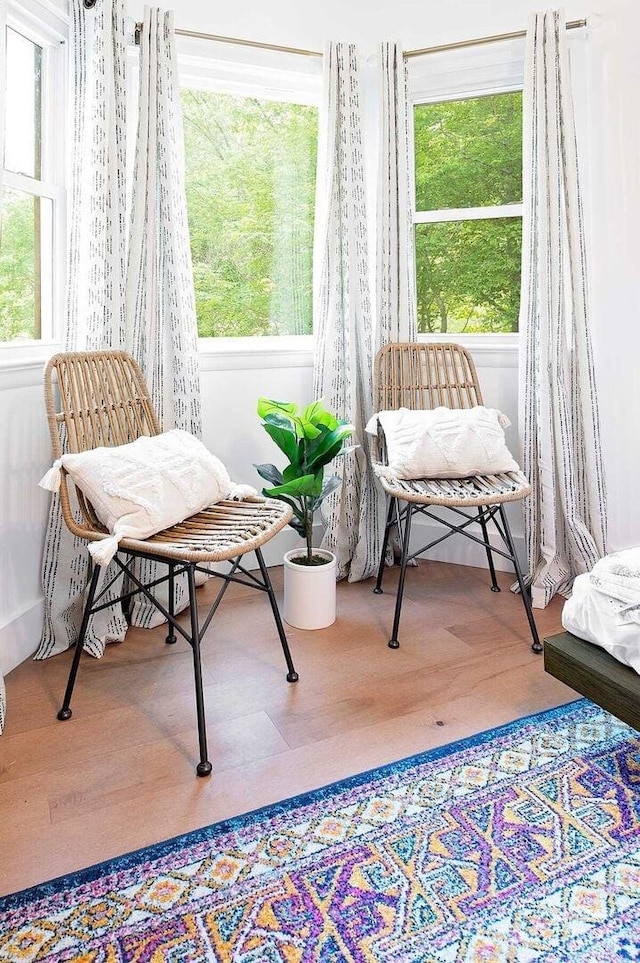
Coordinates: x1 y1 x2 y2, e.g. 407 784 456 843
377 41 417 349
36 0 130 662
36 3 201 651
126 7 202 626
0 2 6 730
520 9 607 607
313 43 380 582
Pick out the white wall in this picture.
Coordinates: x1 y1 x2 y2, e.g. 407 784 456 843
0 363 52 679
1 0 638 677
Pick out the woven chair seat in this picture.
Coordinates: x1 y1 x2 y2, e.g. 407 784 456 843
375 468 531 508
108 499 292 563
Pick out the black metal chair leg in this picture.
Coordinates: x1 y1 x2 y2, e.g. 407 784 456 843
186 565 212 777
497 504 542 653
389 503 414 649
166 562 177 644
479 511 500 593
374 496 396 595
57 563 103 721
255 548 298 683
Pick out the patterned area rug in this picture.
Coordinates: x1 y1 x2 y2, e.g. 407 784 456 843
2 700 640 962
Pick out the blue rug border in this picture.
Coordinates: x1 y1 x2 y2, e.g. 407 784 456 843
0 697 593 914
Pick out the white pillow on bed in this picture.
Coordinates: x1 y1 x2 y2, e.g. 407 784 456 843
365 406 520 480
562 573 640 675
39 429 257 566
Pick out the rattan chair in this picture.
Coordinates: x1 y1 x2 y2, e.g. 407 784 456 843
372 342 541 653
44 350 298 776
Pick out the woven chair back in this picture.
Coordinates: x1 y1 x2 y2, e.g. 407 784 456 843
44 350 161 459
44 351 162 534
374 342 483 412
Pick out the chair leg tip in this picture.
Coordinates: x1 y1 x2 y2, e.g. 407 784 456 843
490 586 501 593
165 635 177 645
196 761 213 777
57 708 72 721
388 639 400 649
373 587 383 595
287 671 299 683
531 641 543 654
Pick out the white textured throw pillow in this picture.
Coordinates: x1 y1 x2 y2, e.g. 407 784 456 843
39 429 259 565
365 406 520 480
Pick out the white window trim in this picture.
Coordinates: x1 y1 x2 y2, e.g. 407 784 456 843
176 36 321 357
414 203 522 224
409 40 526 348
0 0 67 365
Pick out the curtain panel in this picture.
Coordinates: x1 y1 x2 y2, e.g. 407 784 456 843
126 6 203 627
520 9 607 607
36 3 201 652
36 0 130 663
0 4 5 731
313 42 381 582
376 41 418 349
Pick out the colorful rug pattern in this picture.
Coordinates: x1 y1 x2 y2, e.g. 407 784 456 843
2 700 640 961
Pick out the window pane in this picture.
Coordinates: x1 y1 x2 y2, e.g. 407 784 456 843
414 92 522 211
4 28 42 178
0 187 52 341
415 218 522 334
181 89 317 337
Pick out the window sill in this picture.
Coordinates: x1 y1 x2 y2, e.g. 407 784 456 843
0 341 62 388
199 335 314 371
417 333 519 368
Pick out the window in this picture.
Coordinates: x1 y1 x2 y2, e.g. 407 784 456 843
181 87 318 338
0 9 65 345
413 91 523 335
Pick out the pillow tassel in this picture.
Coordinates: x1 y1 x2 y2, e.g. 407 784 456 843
38 459 63 492
227 483 265 503
88 534 122 567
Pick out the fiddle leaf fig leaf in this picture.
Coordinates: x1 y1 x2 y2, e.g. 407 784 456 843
254 463 284 486
265 474 320 498
257 397 299 420
263 423 299 463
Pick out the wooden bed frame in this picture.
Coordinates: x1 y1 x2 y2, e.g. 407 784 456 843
544 631 640 732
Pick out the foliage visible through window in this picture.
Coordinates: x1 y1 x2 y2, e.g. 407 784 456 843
181 88 318 337
414 92 523 334
0 27 47 342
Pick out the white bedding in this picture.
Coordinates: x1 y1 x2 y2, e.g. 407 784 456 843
562 571 640 675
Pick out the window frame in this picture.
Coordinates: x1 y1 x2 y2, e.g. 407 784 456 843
408 39 525 345
0 0 67 360
175 37 322 356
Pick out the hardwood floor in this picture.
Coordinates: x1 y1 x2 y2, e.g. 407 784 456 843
0 559 574 896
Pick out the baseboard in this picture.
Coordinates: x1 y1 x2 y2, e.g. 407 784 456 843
0 598 44 677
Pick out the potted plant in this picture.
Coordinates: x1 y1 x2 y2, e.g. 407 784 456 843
255 398 355 629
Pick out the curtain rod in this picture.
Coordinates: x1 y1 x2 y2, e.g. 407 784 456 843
404 17 587 59
131 20 322 58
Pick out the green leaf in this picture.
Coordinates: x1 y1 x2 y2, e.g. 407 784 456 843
254 463 284 486
306 424 355 472
265 474 321 498
301 400 325 424
263 423 299 464
298 417 322 441
320 474 341 499
257 397 299 420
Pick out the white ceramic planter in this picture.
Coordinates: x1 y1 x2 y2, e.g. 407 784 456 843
283 549 337 630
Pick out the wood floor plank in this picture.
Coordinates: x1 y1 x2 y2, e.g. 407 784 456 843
0 560 571 897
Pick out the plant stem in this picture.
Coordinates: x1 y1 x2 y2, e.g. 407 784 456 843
305 500 313 563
